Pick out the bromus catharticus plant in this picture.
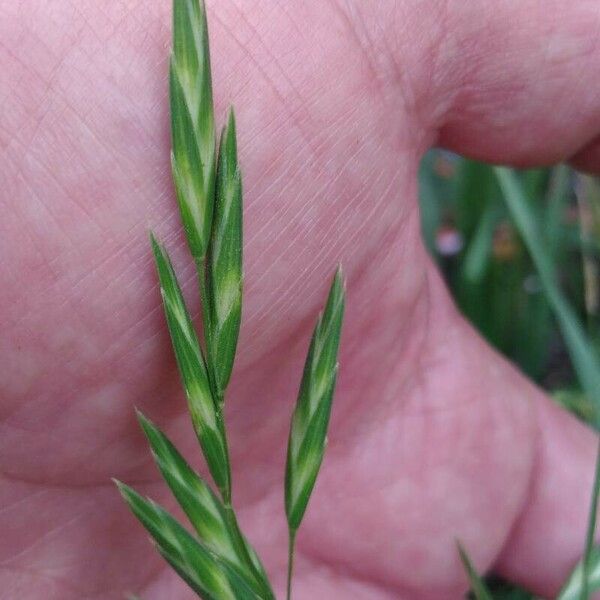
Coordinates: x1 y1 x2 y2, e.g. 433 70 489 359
114 1 345 598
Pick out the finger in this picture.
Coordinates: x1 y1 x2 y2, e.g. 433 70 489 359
415 1 600 590
495 395 599 595
571 135 600 173
419 0 600 590
357 0 600 591
418 0 600 170
414 0 600 594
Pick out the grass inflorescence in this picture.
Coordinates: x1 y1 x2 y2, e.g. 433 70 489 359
114 1 344 598
114 0 600 597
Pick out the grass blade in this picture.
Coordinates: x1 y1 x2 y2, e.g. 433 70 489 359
494 167 600 424
115 482 260 600
285 267 345 530
545 164 571 253
151 235 231 498
558 544 600 600
495 166 600 599
460 205 497 284
205 109 243 397
171 0 215 260
457 542 493 600
581 442 600 600
456 159 496 239
137 411 274 599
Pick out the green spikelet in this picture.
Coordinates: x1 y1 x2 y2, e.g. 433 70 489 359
285 268 345 531
170 0 215 260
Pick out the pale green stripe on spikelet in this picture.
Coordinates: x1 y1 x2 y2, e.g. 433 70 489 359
285 268 345 531
171 0 215 259
205 108 243 397
137 411 275 599
115 482 260 600
151 235 231 497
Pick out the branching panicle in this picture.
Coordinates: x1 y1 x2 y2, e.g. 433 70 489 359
116 2 344 598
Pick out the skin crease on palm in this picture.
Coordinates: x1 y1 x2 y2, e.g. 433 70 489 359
3 0 600 598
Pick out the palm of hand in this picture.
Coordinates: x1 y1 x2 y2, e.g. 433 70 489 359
2 1 600 599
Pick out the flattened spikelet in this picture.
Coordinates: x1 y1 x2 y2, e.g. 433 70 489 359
115 481 259 600
151 235 231 497
170 0 215 259
285 268 345 531
206 108 243 397
137 412 274 599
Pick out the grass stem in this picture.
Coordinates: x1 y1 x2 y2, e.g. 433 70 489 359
287 528 297 600
216 408 232 504
581 439 600 600
222 502 269 592
197 255 232 502
196 256 212 360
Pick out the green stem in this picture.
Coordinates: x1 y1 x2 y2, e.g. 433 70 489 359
286 528 297 600
215 404 232 505
581 440 600 600
223 503 273 597
197 256 218 402
215 389 272 597
197 256 231 499
223 503 251 563
196 257 213 361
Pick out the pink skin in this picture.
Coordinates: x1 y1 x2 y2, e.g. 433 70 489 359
2 1 600 598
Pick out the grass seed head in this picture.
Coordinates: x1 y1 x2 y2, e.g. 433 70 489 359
285 267 345 531
115 481 259 600
205 108 243 397
170 0 216 259
151 235 231 496
137 411 274 598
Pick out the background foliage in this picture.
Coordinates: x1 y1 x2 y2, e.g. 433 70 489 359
419 152 600 598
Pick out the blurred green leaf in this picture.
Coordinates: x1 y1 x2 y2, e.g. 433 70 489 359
494 167 600 423
554 389 597 423
557 544 600 600
581 446 600 600
456 159 496 239
522 168 549 204
460 207 497 284
545 165 571 252
418 152 445 252
457 542 493 600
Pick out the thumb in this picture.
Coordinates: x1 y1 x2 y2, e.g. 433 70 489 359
497 395 598 595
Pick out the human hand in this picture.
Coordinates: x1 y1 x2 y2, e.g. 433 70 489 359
2 1 600 598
